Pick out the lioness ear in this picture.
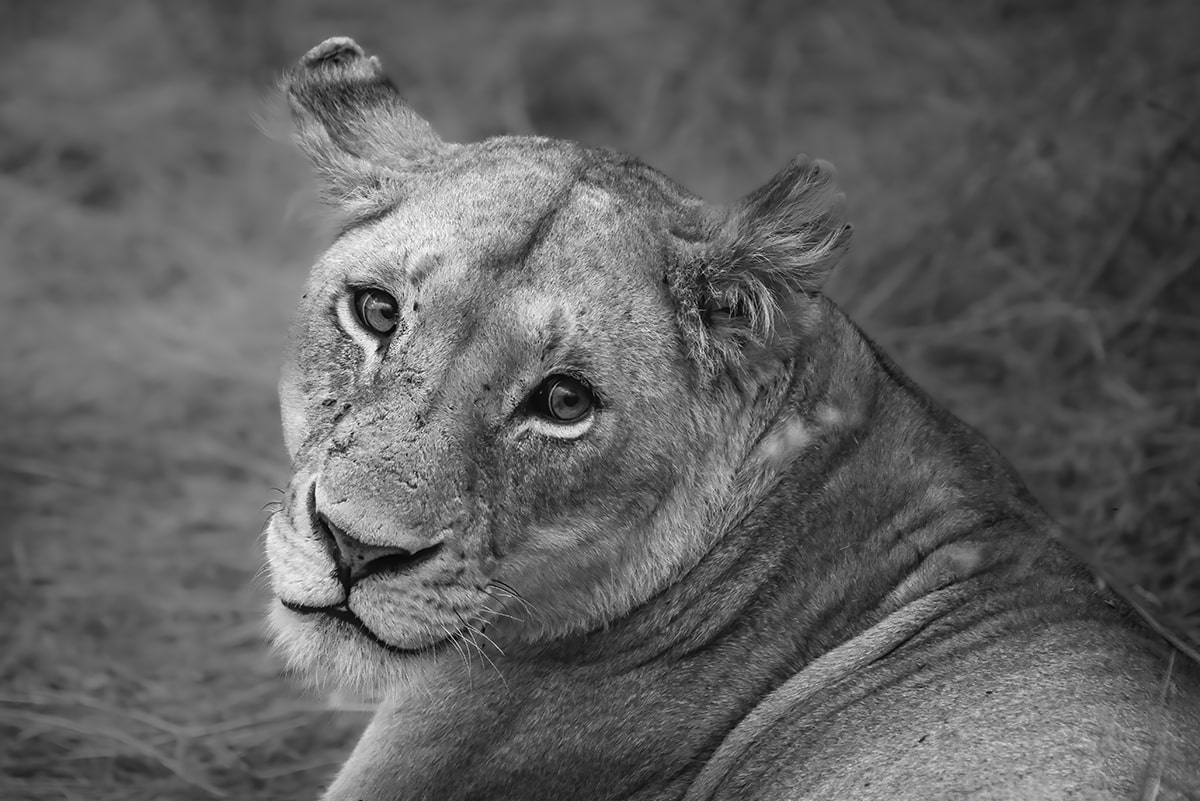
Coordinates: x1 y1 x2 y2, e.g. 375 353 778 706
281 37 451 219
681 156 851 371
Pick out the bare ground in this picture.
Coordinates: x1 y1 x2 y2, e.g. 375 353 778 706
1 1 1197 798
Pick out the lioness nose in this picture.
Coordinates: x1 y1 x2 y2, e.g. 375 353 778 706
317 514 442 588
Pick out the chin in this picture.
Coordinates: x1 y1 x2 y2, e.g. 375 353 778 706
267 602 442 698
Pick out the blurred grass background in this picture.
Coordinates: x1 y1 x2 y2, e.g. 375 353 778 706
0 1 1197 798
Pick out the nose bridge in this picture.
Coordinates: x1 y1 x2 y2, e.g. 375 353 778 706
371 300 470 418
312 278 488 545
317 382 465 548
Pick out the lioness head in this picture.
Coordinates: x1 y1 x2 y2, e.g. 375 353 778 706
265 38 850 694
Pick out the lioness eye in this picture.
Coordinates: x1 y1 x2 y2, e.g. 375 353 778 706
353 288 400 336
531 375 595 423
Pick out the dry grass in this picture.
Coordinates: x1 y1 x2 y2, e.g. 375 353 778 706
1 1 1197 798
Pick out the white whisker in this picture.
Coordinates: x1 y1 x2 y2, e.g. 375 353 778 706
441 625 473 689
481 604 523 624
457 613 508 692
486 582 538 619
460 614 505 657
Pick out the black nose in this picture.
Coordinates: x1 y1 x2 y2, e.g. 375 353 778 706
317 514 442 588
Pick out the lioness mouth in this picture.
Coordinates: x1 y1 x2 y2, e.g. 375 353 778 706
280 600 459 656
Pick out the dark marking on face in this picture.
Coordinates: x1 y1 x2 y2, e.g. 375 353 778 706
507 165 587 271
511 200 566 269
541 310 569 361
408 253 439 287
330 402 353 428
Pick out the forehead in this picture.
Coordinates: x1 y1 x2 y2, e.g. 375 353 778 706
323 141 670 304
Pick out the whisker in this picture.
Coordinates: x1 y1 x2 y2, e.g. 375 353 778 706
475 647 508 693
456 612 505 657
456 613 508 692
441 625 474 688
480 588 529 620
486 582 537 618
479 601 523 624
456 612 484 654
487 592 535 621
492 582 535 613
459 627 488 679
490 580 524 599
251 562 273 586
419 645 438 703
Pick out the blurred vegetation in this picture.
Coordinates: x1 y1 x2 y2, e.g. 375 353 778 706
0 0 1197 798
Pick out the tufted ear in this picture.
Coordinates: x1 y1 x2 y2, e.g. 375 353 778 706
673 156 851 374
281 37 452 220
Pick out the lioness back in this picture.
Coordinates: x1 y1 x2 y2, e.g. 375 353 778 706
263 38 1200 800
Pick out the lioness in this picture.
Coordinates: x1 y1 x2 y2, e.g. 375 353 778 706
264 38 1200 800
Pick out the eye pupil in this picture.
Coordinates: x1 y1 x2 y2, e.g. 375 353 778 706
354 289 400 335
536 376 594 423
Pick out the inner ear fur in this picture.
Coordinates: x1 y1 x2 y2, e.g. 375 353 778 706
676 156 852 372
281 37 452 220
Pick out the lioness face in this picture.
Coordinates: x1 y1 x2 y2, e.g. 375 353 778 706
267 39 848 691
266 143 728 689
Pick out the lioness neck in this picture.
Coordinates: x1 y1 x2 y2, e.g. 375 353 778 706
603 296 1093 664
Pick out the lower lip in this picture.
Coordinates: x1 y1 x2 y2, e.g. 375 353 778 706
280 600 464 656
281 600 445 655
